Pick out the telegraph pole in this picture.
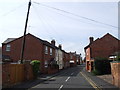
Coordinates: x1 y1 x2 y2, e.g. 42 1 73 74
20 0 31 64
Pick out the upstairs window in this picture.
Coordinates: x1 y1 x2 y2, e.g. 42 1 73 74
70 55 73 59
45 46 48 54
50 48 52 55
6 44 11 51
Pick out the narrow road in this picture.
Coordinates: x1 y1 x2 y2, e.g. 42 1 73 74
29 64 96 90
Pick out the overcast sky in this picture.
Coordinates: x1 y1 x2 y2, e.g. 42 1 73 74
0 0 119 57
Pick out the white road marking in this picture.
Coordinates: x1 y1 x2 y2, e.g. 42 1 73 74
65 76 70 82
58 85 63 90
71 73 74 75
51 77 56 79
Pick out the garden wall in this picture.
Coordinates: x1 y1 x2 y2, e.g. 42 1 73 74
111 62 120 88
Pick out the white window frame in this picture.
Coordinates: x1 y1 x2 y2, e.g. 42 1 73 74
6 44 11 51
50 48 52 55
45 46 48 54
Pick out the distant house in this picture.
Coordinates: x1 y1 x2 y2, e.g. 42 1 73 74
84 33 120 72
76 54 80 65
2 33 56 74
63 52 70 68
69 52 77 67
55 44 64 70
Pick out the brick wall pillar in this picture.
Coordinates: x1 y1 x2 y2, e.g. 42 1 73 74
111 62 120 88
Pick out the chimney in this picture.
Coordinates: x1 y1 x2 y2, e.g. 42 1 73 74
89 37 94 44
51 40 55 46
59 44 62 49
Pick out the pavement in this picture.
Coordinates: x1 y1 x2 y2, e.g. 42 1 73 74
2 64 119 90
97 74 112 85
81 66 119 90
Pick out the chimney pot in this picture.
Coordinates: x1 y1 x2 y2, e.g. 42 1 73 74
51 40 55 46
89 37 94 44
59 44 62 49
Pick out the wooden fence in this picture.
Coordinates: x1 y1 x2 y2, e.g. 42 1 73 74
2 63 34 88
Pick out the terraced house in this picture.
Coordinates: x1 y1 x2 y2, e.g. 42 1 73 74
69 52 77 67
55 44 65 70
2 33 56 74
84 33 120 72
2 33 81 74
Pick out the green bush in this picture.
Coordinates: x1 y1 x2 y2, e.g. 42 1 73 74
94 57 111 75
30 60 40 77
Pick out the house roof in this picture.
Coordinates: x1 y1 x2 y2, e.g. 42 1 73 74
3 38 16 44
84 33 120 50
27 33 57 48
84 37 99 49
2 33 57 49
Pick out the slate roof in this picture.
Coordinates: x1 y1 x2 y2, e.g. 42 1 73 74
3 38 16 44
2 33 57 49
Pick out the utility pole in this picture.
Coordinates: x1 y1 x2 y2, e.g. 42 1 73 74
20 0 31 64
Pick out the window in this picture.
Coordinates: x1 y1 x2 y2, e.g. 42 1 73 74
50 48 52 55
6 44 11 51
45 46 48 54
44 61 48 68
5 59 10 61
70 55 73 59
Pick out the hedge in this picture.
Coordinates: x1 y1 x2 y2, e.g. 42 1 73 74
93 57 112 75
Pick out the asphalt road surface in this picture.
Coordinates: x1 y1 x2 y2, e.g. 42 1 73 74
29 64 96 90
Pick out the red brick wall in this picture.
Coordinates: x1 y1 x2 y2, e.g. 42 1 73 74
43 45 55 62
90 34 119 59
111 62 120 88
118 41 120 51
66 53 70 68
85 34 120 72
86 48 91 60
63 52 70 68
69 53 77 66
2 34 46 73
2 34 43 62
2 34 57 74
42 45 55 73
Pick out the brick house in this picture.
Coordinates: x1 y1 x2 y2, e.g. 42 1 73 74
84 33 120 72
63 51 70 69
69 52 77 67
76 54 80 65
55 44 64 70
2 33 56 74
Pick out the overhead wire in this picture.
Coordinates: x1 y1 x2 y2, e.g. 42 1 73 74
0 2 26 18
31 4 55 40
32 3 64 44
33 2 113 31
32 2 118 53
33 1 118 29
